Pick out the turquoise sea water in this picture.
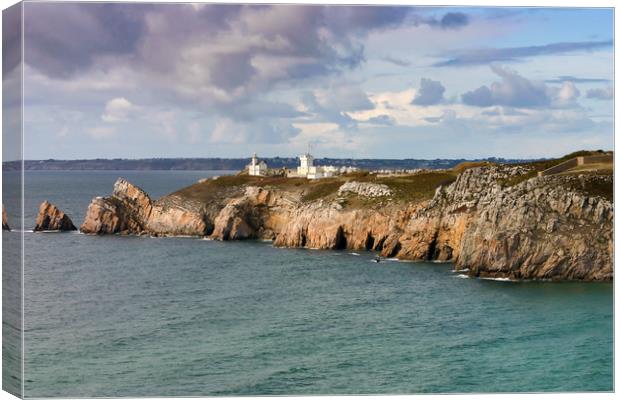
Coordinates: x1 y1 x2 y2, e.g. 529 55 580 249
2 171 614 396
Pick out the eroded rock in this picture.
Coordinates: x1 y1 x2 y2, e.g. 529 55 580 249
34 201 77 231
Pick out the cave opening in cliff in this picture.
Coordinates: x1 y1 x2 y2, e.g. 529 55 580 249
334 226 347 250
300 232 307 247
426 232 439 260
365 233 375 251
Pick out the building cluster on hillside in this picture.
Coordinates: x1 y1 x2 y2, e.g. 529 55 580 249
371 168 424 175
246 152 358 179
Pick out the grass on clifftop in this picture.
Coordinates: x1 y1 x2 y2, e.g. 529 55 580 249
501 150 613 187
379 172 457 202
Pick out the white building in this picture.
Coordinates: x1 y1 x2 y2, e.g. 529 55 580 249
297 153 314 176
293 153 336 179
248 153 268 176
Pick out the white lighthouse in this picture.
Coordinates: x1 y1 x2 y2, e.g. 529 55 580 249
297 153 314 176
248 152 268 176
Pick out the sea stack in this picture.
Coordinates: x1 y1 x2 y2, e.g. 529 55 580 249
34 201 77 232
2 205 10 231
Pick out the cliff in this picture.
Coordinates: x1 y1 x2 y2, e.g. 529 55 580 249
34 201 77 231
80 162 613 281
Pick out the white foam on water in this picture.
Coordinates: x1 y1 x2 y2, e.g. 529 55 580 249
455 274 470 279
349 252 360 256
480 277 514 282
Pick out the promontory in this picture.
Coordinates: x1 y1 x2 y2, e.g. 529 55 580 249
80 151 613 281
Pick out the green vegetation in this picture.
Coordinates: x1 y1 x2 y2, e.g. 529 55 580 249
302 179 343 202
170 150 611 206
556 170 613 201
501 150 613 187
379 172 457 202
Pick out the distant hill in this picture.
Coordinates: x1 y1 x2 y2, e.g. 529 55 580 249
2 157 537 171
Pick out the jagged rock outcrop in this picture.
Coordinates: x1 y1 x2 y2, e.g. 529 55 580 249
3 205 10 231
338 181 392 197
81 178 209 236
80 167 613 281
34 201 77 231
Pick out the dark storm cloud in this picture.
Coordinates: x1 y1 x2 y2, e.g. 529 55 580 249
3 3 22 77
209 53 257 91
437 12 470 29
412 78 446 106
24 2 150 78
434 40 612 67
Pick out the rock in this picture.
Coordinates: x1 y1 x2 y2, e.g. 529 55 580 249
81 178 209 236
2 205 9 231
34 201 77 231
81 178 152 234
338 181 392 197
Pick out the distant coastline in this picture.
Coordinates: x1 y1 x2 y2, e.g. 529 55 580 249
4 157 538 171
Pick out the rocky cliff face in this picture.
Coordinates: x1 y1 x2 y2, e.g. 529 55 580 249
81 178 209 236
456 174 613 280
80 167 613 281
34 201 77 231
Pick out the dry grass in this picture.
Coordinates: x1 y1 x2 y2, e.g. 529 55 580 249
451 161 495 174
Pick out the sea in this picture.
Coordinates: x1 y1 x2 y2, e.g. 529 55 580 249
1 170 614 397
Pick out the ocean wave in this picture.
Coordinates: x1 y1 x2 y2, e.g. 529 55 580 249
480 277 514 282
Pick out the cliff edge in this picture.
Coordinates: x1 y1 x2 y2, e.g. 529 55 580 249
80 155 613 281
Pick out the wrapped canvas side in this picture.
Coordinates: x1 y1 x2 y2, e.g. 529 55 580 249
2 2 23 398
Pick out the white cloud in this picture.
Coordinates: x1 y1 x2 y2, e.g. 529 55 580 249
101 97 134 122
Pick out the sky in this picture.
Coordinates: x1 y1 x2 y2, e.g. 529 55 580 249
5 3 614 160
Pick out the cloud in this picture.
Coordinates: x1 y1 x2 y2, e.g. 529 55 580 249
461 65 582 109
424 109 456 124
364 114 395 125
301 83 375 129
545 75 610 84
551 81 580 107
412 78 446 106
434 40 612 67
586 87 614 100
437 12 470 29
24 3 148 78
301 91 357 129
209 118 300 144
381 55 411 67
101 97 134 122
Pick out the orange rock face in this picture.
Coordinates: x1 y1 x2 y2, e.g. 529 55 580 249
79 168 613 281
34 201 77 231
